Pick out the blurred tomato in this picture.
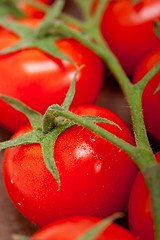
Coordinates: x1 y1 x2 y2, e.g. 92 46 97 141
0 18 103 132
2 105 137 227
133 47 160 143
100 0 160 76
129 151 160 240
31 216 138 240
18 0 53 18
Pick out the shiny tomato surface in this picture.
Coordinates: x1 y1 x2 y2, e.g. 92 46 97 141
133 47 160 143
100 0 160 76
0 19 103 132
31 216 138 240
128 151 160 240
2 105 137 227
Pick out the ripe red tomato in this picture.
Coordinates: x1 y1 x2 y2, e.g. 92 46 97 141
0 19 103 132
31 216 138 240
2 105 137 227
18 0 53 18
100 0 160 76
133 47 160 143
128 151 160 240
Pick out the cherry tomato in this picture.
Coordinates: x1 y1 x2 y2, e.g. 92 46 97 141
31 216 138 240
2 105 137 227
18 0 53 18
0 19 103 132
133 47 160 143
128 151 160 240
100 0 160 76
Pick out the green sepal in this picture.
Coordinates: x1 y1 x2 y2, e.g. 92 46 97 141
153 20 160 39
0 39 33 55
0 18 33 38
42 66 82 133
0 70 130 191
153 83 160 95
43 104 122 134
62 66 84 110
77 213 123 240
32 34 74 64
40 130 61 190
0 0 74 64
82 116 122 130
0 95 43 130
34 0 65 38
0 0 26 18
0 130 42 151
40 123 74 190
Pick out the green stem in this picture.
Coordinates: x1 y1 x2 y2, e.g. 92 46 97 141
56 20 160 239
56 21 132 94
126 63 160 150
126 84 152 150
43 104 155 170
56 22 154 152
153 20 160 39
143 164 160 240
72 0 93 21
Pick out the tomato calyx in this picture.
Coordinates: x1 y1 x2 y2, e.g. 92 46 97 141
77 212 124 240
0 0 75 64
0 68 123 188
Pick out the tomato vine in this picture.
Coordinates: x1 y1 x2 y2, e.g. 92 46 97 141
0 0 160 239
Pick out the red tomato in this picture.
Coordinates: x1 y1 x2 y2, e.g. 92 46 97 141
0 19 103 132
133 47 160 143
18 0 53 18
100 0 160 76
31 216 138 240
2 105 137 227
128 151 160 240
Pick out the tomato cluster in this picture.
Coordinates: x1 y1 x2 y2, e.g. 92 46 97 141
0 0 160 239
0 18 103 132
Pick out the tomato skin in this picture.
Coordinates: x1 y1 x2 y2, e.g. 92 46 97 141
0 19 103 132
31 216 138 240
18 0 53 18
133 47 160 143
2 105 137 227
100 0 160 76
128 151 160 240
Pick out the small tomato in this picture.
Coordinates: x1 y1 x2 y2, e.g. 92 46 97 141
31 216 138 240
0 18 103 132
100 0 160 76
128 151 160 240
2 105 137 227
